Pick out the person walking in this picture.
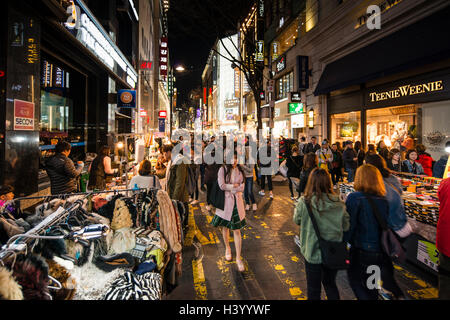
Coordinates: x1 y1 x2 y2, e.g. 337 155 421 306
365 154 410 299
377 140 390 163
342 141 357 183
204 151 221 212
45 141 84 195
162 144 189 227
129 159 161 190
87 145 116 191
344 164 402 300
304 136 321 155
293 168 350 300
297 153 318 195
211 152 247 272
437 178 450 299
200 140 208 191
402 149 425 175
387 148 403 173
335 141 344 153
316 140 333 172
330 143 343 186
286 146 303 200
354 141 365 168
189 148 201 205
258 139 275 199
242 148 257 211
367 144 376 156
298 136 307 156
416 144 433 177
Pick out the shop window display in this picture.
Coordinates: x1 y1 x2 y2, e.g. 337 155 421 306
276 71 294 100
330 112 361 145
366 105 417 150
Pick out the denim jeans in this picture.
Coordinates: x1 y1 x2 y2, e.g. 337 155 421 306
331 167 343 185
244 177 256 205
304 260 340 300
288 177 300 198
260 175 273 191
190 179 199 200
346 168 355 183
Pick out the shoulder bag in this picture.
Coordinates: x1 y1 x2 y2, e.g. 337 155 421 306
209 168 226 210
366 196 406 263
305 199 350 269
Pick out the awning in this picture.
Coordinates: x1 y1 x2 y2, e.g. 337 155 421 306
314 5 450 96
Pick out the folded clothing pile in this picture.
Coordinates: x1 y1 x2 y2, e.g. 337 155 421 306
103 271 162 300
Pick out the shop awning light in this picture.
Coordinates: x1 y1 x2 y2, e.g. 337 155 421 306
129 0 139 21
446 141 450 153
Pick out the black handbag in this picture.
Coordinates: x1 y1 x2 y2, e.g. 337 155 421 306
209 168 226 210
366 196 406 263
305 199 350 270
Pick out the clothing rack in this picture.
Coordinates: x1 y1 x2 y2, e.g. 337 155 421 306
0 188 149 262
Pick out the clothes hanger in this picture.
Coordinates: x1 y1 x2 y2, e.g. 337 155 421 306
48 275 62 290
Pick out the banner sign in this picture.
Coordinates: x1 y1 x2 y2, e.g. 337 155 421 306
159 110 167 118
276 55 286 73
290 92 302 102
256 41 264 62
117 89 136 108
158 118 165 132
417 240 439 272
160 37 168 76
234 68 240 98
288 102 305 114
297 55 309 90
14 99 35 130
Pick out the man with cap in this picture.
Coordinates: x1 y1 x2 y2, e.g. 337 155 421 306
316 140 333 171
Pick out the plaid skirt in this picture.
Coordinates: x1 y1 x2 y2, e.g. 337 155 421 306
211 204 246 230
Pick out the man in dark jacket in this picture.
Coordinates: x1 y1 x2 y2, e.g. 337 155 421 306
45 141 83 195
304 136 320 155
342 141 357 183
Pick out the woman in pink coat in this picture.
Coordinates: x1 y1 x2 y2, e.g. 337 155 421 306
211 152 247 272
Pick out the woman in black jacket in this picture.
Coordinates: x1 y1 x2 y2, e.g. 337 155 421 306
330 143 343 186
286 146 303 200
377 140 390 163
297 152 318 195
354 141 365 167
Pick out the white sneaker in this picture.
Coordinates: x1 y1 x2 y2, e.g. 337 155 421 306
245 204 250 210
191 200 199 205
252 203 257 211
269 193 274 199
259 191 265 196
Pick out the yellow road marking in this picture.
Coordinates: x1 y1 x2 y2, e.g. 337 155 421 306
260 222 269 229
283 231 295 236
393 264 438 299
192 258 208 300
264 255 307 300
217 257 238 298
185 205 220 246
291 256 299 262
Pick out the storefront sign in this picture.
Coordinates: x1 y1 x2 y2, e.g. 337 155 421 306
224 98 239 108
288 102 304 114
291 113 306 128
369 80 444 103
159 37 168 76
117 89 136 108
159 110 167 118
276 55 286 73
14 99 35 130
140 61 152 70
234 68 240 98
417 240 439 272
158 118 165 133
297 55 309 90
258 0 264 18
290 92 301 102
256 41 264 62
139 108 147 117
64 0 137 88
271 42 280 61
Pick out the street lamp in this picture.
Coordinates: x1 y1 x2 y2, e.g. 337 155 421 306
175 65 186 72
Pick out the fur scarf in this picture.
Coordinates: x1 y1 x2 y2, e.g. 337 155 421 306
111 199 133 231
156 190 182 253
12 254 51 300
0 266 23 300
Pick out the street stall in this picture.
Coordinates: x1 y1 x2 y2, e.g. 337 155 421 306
339 171 443 276
0 187 186 300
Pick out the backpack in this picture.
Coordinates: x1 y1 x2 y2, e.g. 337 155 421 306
186 166 197 195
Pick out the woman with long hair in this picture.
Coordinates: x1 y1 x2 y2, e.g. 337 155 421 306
344 164 403 300
354 141 365 167
377 140 389 162
297 152 318 195
416 144 433 177
210 152 247 272
242 147 257 211
88 145 116 190
387 148 403 172
293 168 349 300
286 145 303 199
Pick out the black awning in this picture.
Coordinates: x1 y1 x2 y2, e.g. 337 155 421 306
313 5 450 96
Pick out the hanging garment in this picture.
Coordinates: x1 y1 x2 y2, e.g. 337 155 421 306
103 271 162 300
11 254 51 300
156 190 182 253
108 227 136 255
0 266 24 300
111 199 133 231
46 259 77 300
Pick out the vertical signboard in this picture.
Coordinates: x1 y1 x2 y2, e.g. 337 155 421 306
14 99 35 130
234 68 240 98
160 37 168 76
256 41 264 62
212 54 217 85
297 55 309 90
117 89 136 108
159 118 165 132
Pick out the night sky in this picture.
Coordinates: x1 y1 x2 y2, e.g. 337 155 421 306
168 0 254 107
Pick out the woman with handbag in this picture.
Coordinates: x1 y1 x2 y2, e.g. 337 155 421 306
297 153 318 195
286 146 303 200
344 164 405 300
293 168 350 300
210 152 247 272
330 143 343 186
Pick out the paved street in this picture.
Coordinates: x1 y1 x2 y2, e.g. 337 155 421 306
166 177 439 300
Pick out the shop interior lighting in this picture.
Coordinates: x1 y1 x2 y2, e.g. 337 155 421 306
117 141 124 149
446 141 450 153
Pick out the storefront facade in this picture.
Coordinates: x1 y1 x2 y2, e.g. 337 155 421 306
0 0 138 196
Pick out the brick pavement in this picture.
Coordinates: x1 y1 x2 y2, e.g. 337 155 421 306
166 177 438 300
